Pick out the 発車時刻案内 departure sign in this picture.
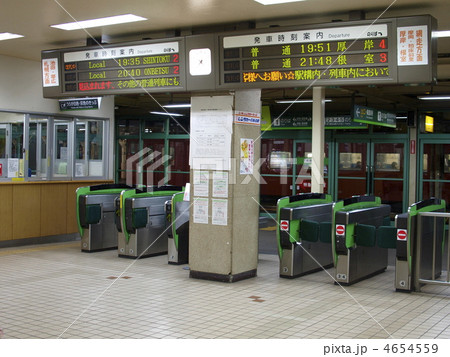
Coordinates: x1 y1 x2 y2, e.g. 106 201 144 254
220 23 396 88
42 39 186 97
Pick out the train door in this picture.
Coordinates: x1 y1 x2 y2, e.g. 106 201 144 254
336 139 407 214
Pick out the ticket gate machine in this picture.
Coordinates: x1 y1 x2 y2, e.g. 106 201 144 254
118 186 183 259
395 198 446 292
333 195 391 285
166 192 190 265
277 193 334 278
76 184 132 252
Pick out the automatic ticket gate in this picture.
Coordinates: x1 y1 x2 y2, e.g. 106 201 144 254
76 184 132 252
118 186 183 259
277 193 334 278
166 192 190 265
333 195 391 285
395 198 446 292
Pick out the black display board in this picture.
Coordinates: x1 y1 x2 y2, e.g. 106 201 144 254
218 16 436 89
42 38 186 97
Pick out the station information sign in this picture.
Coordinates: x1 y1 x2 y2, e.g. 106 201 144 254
42 39 185 97
219 22 396 88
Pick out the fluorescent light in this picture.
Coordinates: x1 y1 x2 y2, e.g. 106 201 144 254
396 116 407 119
433 30 450 38
150 111 184 117
418 95 450 100
276 99 332 103
254 0 306 5
51 14 147 31
0 32 24 41
162 104 191 108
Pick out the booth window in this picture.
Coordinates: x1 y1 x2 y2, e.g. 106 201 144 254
0 110 109 181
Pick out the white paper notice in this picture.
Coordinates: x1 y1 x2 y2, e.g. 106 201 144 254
397 25 428 66
240 138 254 175
212 199 228 226
190 96 233 171
193 198 209 224
193 170 209 197
7 158 19 178
42 58 59 87
183 183 191 201
212 171 228 198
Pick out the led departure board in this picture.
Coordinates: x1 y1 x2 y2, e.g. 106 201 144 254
42 39 186 97
219 23 398 88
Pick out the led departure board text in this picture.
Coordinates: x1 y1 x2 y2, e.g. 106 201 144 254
61 41 184 94
220 23 395 87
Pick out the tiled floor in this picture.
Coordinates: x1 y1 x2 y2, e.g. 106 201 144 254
0 239 449 339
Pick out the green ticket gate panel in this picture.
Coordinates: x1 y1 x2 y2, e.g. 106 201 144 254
333 195 391 286
395 198 446 292
277 193 333 278
166 192 190 265
118 186 183 259
76 184 133 252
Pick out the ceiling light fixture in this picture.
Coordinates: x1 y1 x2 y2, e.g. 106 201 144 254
275 99 332 103
162 104 192 108
254 0 307 5
150 111 184 117
0 32 24 41
51 14 147 31
418 95 450 100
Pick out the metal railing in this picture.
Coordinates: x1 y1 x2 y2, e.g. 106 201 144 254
414 212 450 291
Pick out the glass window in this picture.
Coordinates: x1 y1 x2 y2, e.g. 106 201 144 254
53 121 70 177
117 138 140 185
0 124 7 178
144 119 165 134
75 120 104 177
169 117 190 134
28 117 48 179
0 113 24 179
0 111 109 181
117 119 139 136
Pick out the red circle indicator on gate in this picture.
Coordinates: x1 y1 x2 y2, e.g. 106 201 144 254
280 220 289 231
397 229 407 241
336 225 345 235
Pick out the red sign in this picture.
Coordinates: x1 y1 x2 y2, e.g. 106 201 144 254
0 163 2 176
397 229 407 241
336 225 345 235
280 220 289 231
410 140 416 154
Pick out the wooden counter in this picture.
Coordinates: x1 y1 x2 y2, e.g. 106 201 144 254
0 180 113 241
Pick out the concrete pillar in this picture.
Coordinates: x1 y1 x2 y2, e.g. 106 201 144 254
311 86 325 193
188 89 261 282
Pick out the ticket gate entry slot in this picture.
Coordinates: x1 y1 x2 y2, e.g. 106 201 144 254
76 184 133 252
333 195 392 285
166 192 190 265
118 186 183 259
277 193 334 278
395 198 446 292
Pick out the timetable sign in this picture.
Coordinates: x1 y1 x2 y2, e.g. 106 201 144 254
219 22 396 88
42 38 186 97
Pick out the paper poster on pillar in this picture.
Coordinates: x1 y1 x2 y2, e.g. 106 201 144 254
240 138 254 175
193 170 209 197
193 198 209 224
212 171 228 198
212 199 228 226
189 96 233 171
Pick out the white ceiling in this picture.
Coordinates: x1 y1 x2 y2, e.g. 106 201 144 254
1 0 450 114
